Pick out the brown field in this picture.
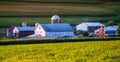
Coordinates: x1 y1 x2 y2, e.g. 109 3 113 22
0 5 104 11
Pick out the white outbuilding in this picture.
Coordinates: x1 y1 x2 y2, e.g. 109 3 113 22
35 23 74 38
95 26 118 36
76 22 105 34
13 26 35 38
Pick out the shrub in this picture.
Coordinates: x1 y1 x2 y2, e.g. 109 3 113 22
107 21 115 26
82 31 89 37
115 8 120 13
0 37 120 45
89 34 98 37
118 25 120 37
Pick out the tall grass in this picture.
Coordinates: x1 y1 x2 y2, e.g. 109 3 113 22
0 40 120 62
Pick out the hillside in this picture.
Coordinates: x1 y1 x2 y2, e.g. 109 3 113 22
0 1 120 38
1 0 120 3
0 0 104 4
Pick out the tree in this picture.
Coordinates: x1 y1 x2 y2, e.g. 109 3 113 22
118 25 120 37
82 31 89 37
107 21 115 26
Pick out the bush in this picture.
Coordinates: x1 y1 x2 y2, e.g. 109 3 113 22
0 37 120 45
89 34 98 37
107 21 115 26
118 25 120 37
115 8 120 13
82 31 89 37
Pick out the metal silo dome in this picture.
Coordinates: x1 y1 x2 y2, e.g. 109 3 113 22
51 15 61 24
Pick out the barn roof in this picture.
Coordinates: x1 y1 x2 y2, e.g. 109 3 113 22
17 26 35 31
81 22 105 26
106 26 118 29
95 26 118 32
104 26 118 31
40 23 74 32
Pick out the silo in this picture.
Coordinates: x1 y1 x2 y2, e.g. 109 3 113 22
51 15 61 24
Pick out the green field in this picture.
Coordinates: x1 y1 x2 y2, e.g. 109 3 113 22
0 16 120 27
0 1 120 27
0 40 120 62
0 1 120 62
0 0 104 5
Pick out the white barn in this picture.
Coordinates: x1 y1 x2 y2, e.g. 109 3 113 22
76 22 105 34
13 26 35 38
35 23 74 38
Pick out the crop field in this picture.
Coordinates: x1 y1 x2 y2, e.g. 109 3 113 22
0 40 120 62
0 0 105 5
0 16 120 27
0 1 120 62
0 1 120 38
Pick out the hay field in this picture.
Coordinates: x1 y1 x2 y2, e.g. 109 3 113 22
0 40 120 62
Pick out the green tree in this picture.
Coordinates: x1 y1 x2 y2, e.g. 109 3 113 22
107 21 115 26
118 25 120 37
82 31 89 37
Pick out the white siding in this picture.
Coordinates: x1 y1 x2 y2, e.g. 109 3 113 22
76 23 88 31
46 32 74 38
35 25 46 36
13 27 19 33
35 25 74 38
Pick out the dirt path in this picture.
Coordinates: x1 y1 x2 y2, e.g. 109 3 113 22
0 5 104 11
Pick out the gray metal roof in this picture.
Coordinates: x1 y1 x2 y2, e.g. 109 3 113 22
104 26 118 31
17 26 35 31
95 26 118 32
82 22 105 26
40 23 74 32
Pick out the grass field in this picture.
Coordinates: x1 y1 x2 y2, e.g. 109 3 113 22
0 0 104 5
0 1 120 26
0 16 120 27
0 1 120 62
0 40 120 62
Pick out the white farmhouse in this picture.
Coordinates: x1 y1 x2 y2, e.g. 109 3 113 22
76 22 105 34
35 23 74 38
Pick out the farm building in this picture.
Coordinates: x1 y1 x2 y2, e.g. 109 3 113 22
13 26 35 38
6 26 15 38
76 22 105 34
34 23 74 38
95 26 118 36
51 15 61 24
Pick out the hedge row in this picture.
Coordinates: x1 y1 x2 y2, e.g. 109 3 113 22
0 37 120 45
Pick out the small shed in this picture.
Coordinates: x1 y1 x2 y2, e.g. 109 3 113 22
6 26 15 38
76 22 105 34
35 23 74 38
13 26 35 38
